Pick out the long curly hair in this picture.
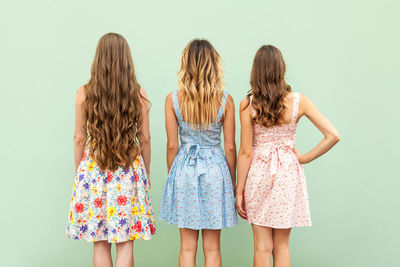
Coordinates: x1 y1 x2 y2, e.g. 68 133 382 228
83 33 147 171
177 39 224 129
246 45 292 127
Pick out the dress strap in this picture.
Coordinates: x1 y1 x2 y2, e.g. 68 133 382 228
290 92 300 125
217 91 228 122
172 90 184 122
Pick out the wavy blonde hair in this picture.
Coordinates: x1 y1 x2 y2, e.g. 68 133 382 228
83 33 147 171
246 45 291 127
177 39 224 129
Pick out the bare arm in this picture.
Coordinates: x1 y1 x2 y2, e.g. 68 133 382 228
165 93 179 172
222 94 237 188
140 88 151 182
294 94 340 164
236 98 253 219
74 87 87 172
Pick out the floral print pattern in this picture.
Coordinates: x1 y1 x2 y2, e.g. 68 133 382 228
66 151 156 243
244 93 312 228
159 90 238 229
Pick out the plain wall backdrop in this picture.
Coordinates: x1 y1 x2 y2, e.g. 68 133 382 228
1 0 399 266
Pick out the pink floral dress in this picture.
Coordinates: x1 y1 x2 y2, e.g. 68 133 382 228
244 92 312 228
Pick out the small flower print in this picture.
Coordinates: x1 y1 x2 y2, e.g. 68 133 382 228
88 161 95 171
107 206 116 218
116 184 122 191
119 218 127 226
88 209 93 220
150 224 156 235
133 221 142 232
107 171 113 183
74 203 84 213
94 197 102 208
117 195 127 206
131 207 139 216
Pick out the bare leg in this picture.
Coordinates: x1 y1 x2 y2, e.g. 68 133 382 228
116 240 134 267
179 228 199 267
93 241 112 267
272 228 291 267
251 224 273 267
202 229 222 267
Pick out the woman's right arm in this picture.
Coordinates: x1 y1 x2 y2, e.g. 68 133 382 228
165 93 179 173
294 94 341 164
73 87 87 172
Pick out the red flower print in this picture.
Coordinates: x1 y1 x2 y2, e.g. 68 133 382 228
134 172 139 182
107 171 113 183
75 203 84 213
133 221 142 232
94 197 102 208
117 195 127 206
150 224 156 235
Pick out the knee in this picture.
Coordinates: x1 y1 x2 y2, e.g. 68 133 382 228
94 241 111 252
202 243 220 255
272 242 289 254
181 242 198 254
254 241 273 255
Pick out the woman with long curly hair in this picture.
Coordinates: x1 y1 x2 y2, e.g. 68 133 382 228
236 45 340 267
66 33 156 267
159 39 238 267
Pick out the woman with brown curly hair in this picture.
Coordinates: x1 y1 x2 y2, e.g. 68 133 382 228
66 33 156 267
236 45 340 267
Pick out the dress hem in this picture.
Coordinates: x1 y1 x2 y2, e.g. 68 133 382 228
66 232 155 243
246 219 312 229
159 218 238 230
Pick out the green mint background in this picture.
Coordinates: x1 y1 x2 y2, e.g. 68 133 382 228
1 0 398 266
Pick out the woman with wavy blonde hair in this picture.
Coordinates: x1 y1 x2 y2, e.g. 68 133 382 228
66 33 156 267
160 39 238 267
236 45 340 267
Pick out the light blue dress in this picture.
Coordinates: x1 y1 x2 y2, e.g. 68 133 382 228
159 90 238 229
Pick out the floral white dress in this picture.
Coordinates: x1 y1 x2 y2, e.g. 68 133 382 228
66 150 156 243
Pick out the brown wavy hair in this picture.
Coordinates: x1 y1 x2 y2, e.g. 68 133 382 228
177 39 224 129
83 33 147 171
246 45 291 127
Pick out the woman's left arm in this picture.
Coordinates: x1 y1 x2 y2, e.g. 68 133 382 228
140 88 151 183
236 97 254 219
222 94 237 189
294 94 340 164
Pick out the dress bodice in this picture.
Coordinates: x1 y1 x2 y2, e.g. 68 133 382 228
252 92 300 152
172 90 227 148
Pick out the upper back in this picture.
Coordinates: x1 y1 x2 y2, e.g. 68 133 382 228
172 90 228 146
251 92 301 147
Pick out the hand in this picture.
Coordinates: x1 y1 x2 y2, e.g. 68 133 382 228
235 191 247 220
146 172 151 189
293 147 306 164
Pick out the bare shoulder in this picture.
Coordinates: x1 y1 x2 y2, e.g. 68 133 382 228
165 91 173 102
239 96 251 112
298 93 313 107
165 92 174 108
76 86 86 104
297 93 316 115
139 87 148 98
282 91 295 103
225 93 235 109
